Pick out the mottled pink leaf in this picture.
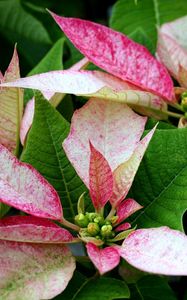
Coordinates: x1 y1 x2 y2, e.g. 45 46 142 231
114 222 131 232
0 215 73 243
89 142 113 211
63 98 146 187
20 97 34 145
86 242 120 275
110 126 156 207
120 227 187 275
157 16 187 83
50 12 174 100
0 240 75 299
116 199 143 224
1 70 167 113
0 47 23 153
0 144 62 219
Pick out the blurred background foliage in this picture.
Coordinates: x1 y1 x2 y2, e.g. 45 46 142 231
1 0 187 76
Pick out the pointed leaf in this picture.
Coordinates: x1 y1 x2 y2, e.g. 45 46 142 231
157 16 187 81
128 127 187 230
0 47 23 154
116 199 143 223
110 126 156 206
77 192 86 214
120 227 187 275
21 93 87 221
0 144 62 220
89 142 113 211
1 70 168 113
50 12 173 100
115 222 131 232
0 241 75 300
0 215 73 243
73 277 130 300
108 228 135 242
63 98 146 187
86 243 120 275
20 97 34 145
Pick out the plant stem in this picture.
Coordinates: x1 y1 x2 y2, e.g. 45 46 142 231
60 218 80 231
163 110 183 118
106 206 116 220
169 103 184 112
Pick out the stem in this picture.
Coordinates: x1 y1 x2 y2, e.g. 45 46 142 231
163 110 183 118
169 103 184 112
60 218 80 231
106 206 116 220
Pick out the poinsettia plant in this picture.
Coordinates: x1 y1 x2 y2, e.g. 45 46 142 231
1 5 187 300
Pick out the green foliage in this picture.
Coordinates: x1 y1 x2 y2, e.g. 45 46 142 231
72 277 130 299
21 94 88 221
110 0 187 52
24 38 65 103
130 276 177 300
0 0 51 66
0 203 10 218
129 128 187 231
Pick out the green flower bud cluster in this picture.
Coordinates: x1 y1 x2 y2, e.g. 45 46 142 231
74 212 115 240
182 92 187 112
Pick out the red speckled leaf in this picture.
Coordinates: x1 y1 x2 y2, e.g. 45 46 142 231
120 227 187 275
50 12 174 100
0 144 62 220
63 98 146 187
0 215 73 243
110 126 156 207
86 242 120 275
114 222 131 232
0 240 75 299
116 199 142 224
157 16 187 84
89 142 113 211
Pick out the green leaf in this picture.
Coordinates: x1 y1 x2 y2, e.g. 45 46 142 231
110 0 187 52
0 203 10 218
73 277 130 300
24 38 65 103
130 276 177 300
0 0 51 66
21 93 88 221
128 128 187 231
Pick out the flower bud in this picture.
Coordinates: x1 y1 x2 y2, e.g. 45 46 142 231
182 92 187 112
87 222 100 236
94 215 105 226
110 216 119 225
74 213 89 227
101 224 113 238
86 212 98 222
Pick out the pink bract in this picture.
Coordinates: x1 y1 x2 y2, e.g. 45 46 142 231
116 199 143 224
86 242 120 275
89 142 113 211
0 215 73 243
50 11 174 100
0 240 75 299
120 227 187 275
0 144 62 220
63 98 147 187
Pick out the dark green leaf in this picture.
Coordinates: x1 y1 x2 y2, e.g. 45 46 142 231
130 276 177 300
21 93 88 220
129 128 187 230
110 0 187 52
0 203 10 218
0 0 51 66
73 277 130 300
